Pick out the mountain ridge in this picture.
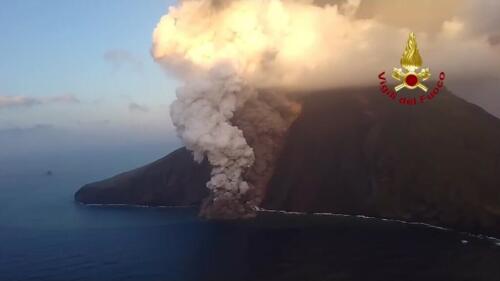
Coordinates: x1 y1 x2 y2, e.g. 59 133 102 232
75 87 500 236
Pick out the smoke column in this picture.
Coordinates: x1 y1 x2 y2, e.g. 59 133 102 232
152 0 364 218
169 64 258 218
151 0 493 218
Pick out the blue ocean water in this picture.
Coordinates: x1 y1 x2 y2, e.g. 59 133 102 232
2 143 500 281
0 144 213 281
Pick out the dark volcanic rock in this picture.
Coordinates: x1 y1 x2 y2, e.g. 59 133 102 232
263 88 500 235
75 87 500 235
75 148 210 206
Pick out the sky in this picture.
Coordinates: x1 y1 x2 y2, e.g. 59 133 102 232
0 0 179 153
1 0 499 158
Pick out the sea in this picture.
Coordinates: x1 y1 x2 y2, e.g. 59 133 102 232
1 143 500 281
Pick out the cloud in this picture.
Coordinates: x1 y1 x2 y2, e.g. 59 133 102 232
0 94 80 109
153 0 500 116
103 49 143 72
128 102 149 113
0 124 55 136
0 96 40 108
46 94 80 103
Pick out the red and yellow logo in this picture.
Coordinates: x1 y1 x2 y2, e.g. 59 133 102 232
378 32 446 105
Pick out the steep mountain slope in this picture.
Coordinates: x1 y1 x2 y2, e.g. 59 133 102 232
263 88 500 234
75 148 210 206
75 87 500 235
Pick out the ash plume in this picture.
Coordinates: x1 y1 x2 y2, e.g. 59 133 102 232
152 0 500 218
170 64 257 218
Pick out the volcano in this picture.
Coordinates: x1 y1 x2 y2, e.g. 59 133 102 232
75 87 500 236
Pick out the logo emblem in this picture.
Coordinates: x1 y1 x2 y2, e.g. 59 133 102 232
378 32 446 106
392 32 431 92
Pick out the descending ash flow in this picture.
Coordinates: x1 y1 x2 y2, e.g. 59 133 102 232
232 92 302 207
170 65 301 219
